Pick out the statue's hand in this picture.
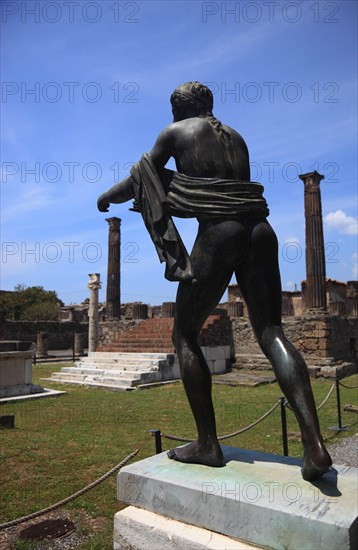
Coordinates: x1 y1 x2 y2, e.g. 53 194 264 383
97 193 110 212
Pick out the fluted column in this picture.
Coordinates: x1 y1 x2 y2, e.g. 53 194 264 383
88 273 101 352
346 281 358 317
299 171 327 310
106 217 121 319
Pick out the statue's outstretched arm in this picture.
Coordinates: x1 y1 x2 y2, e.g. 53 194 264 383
97 175 134 212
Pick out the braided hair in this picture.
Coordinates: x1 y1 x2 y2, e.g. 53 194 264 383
170 81 231 142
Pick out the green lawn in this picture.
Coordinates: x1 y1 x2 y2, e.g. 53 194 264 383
1 364 357 549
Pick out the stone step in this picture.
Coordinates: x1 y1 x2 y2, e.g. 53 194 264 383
88 352 171 360
62 367 159 378
41 377 134 392
105 343 175 349
104 348 175 353
112 336 174 342
104 347 175 353
49 369 163 387
49 372 140 387
75 363 160 373
76 359 165 371
49 372 86 381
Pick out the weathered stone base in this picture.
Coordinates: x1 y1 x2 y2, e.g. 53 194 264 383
117 446 358 550
114 507 258 549
0 344 46 398
0 387 66 404
0 382 44 398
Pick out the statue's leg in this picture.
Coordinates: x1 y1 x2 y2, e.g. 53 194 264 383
235 219 332 481
168 219 247 466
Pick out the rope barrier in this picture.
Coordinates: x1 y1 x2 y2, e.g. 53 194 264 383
338 381 358 389
316 381 336 410
0 449 139 531
163 401 280 443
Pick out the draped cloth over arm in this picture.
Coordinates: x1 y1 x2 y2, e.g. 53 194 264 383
130 154 195 282
130 153 269 283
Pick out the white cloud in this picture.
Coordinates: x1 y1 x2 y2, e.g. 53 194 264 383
324 210 358 236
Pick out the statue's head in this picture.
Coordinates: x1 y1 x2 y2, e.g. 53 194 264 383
170 82 213 122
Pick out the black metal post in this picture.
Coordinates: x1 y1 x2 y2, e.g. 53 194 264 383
279 397 289 456
149 429 162 454
72 340 75 363
336 379 342 429
327 379 349 431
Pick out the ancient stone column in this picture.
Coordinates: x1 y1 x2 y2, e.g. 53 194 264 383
328 301 345 316
346 281 358 317
105 217 121 319
299 171 327 310
36 331 48 358
133 303 148 319
228 301 244 317
88 274 101 353
162 302 176 318
74 333 84 356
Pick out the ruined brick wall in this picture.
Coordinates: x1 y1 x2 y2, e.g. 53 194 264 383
3 321 88 349
230 319 261 355
231 315 358 361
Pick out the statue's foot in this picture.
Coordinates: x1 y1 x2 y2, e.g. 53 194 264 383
301 440 332 481
167 441 225 467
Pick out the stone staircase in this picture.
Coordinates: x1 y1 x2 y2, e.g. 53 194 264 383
98 318 174 353
97 315 225 353
44 314 231 390
43 352 179 391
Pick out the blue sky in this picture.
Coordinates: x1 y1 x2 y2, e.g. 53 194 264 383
1 0 357 305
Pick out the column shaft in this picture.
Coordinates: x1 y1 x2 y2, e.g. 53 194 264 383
106 217 121 319
299 171 327 310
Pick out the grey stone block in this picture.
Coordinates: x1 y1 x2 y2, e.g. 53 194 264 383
117 446 357 550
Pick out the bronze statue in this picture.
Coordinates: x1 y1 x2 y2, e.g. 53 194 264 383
98 82 332 481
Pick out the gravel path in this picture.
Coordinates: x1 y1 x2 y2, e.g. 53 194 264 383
327 433 358 467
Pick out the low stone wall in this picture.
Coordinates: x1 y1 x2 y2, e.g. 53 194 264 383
2 321 88 350
199 316 233 349
98 320 141 348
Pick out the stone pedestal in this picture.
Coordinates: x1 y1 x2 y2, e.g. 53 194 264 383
74 333 84 356
36 331 48 358
0 341 44 398
114 507 255 549
117 446 357 550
